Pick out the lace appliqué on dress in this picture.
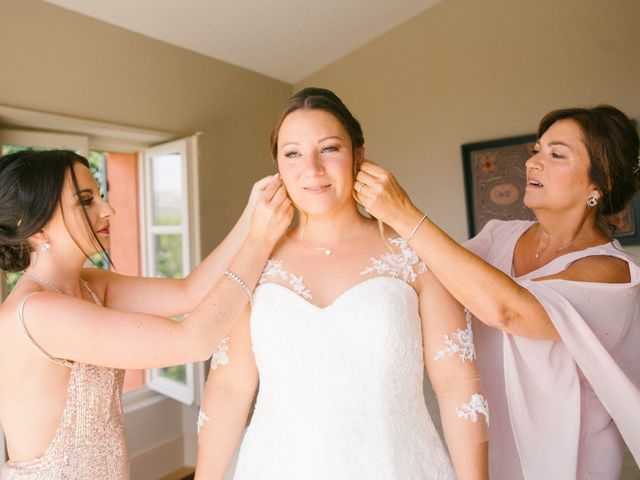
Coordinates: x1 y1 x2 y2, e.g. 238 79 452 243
197 408 210 435
434 309 476 362
210 337 230 369
456 393 489 426
360 237 427 283
197 339 229 436
259 259 312 300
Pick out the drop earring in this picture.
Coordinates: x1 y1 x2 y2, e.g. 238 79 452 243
587 197 598 208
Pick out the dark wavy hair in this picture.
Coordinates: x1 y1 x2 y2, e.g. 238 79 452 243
538 105 640 217
0 149 111 272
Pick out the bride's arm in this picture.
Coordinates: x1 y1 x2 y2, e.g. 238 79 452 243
195 310 258 479
418 272 488 480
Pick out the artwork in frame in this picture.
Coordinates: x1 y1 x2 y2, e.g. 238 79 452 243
461 134 640 245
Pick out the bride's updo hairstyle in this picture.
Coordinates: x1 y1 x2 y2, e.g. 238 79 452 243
537 105 640 219
270 87 365 179
0 149 110 272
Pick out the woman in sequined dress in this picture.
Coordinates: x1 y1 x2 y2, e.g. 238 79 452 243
195 88 489 479
0 149 292 479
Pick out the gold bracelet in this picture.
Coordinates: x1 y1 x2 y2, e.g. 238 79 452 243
408 214 428 240
223 269 253 306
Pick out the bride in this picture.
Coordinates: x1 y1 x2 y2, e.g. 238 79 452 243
195 88 488 479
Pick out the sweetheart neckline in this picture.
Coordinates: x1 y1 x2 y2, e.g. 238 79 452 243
253 276 418 310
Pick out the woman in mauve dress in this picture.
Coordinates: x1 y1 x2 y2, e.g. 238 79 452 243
354 104 640 479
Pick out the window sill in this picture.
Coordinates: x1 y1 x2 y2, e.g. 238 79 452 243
123 386 168 414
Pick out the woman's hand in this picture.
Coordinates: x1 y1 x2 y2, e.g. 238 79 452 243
354 161 424 238
238 174 280 233
245 175 276 215
247 174 293 246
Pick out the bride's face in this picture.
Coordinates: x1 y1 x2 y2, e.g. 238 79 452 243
276 109 361 216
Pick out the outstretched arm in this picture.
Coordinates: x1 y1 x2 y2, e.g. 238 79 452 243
93 175 278 317
419 272 488 480
19 177 292 369
195 311 258 479
355 161 556 339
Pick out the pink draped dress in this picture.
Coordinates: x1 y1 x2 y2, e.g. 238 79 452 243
465 219 640 480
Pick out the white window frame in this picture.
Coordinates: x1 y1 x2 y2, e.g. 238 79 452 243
141 135 203 405
0 129 89 156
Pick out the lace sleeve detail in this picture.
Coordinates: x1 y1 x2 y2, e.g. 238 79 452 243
259 259 313 300
456 393 489 426
425 304 488 448
197 408 210 434
360 237 427 283
210 337 230 369
434 309 476 362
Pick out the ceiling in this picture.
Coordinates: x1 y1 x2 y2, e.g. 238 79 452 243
43 0 441 84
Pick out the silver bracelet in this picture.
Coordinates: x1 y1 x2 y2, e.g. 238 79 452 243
223 269 253 306
408 214 428 240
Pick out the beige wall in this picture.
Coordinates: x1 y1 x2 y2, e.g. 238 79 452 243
0 0 292 252
296 0 640 259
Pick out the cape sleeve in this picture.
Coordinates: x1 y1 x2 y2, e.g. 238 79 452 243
462 219 501 258
503 277 640 477
463 219 533 264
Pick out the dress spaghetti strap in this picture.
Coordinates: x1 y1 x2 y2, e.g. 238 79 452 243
16 280 102 369
16 292 74 369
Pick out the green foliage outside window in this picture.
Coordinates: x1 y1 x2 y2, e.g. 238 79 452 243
155 234 183 279
160 365 187 383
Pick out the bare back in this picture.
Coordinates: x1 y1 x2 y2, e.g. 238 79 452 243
0 280 101 461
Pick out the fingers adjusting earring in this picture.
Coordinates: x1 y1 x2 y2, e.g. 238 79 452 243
587 196 598 208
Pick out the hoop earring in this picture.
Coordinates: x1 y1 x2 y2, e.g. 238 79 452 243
587 197 598 208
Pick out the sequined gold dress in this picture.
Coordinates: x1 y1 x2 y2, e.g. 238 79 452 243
2 281 130 479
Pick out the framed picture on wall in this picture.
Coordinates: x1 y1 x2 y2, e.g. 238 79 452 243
461 134 640 245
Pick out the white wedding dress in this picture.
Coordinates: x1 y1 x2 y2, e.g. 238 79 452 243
224 238 487 479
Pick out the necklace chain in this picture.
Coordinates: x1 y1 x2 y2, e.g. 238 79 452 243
534 236 581 259
289 234 333 256
23 271 101 305
24 271 64 294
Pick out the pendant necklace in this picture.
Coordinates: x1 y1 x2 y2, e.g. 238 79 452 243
534 236 583 259
289 234 334 256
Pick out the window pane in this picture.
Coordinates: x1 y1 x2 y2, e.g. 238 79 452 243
154 234 183 278
2 145 29 155
6 271 22 294
151 154 183 226
156 365 187 384
88 151 108 199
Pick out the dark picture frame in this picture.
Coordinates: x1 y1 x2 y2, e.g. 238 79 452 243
462 135 640 245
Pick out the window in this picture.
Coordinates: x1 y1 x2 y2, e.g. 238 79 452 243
142 136 205 405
